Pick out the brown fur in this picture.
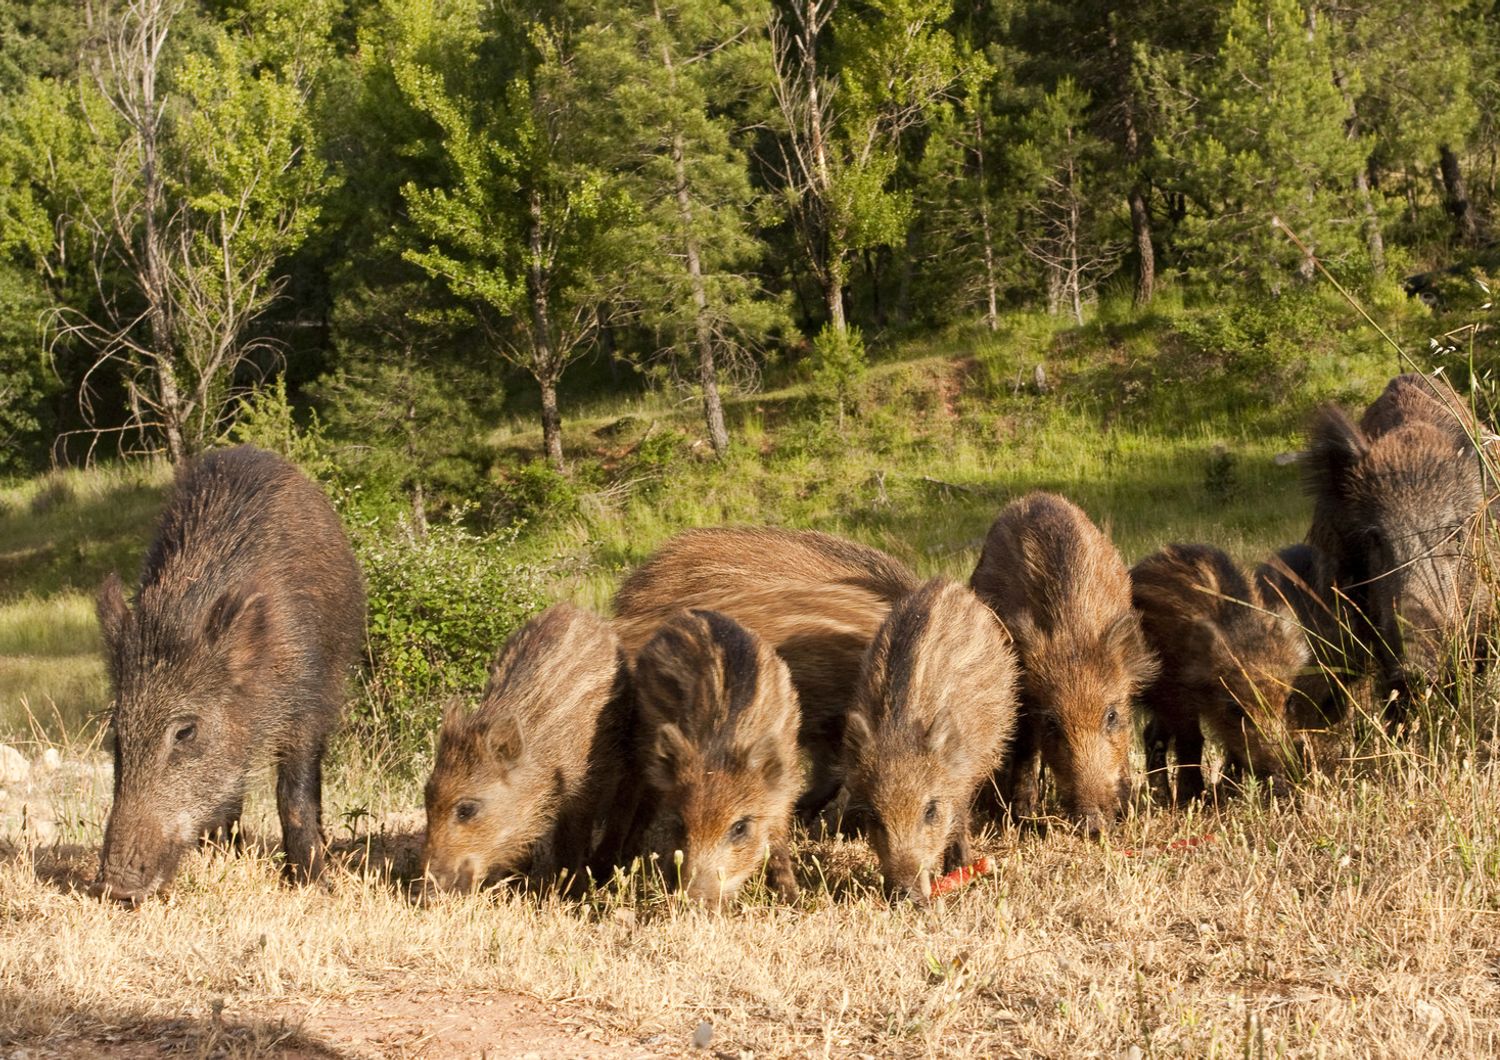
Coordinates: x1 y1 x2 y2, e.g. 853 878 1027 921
423 604 637 893
1255 544 1353 772
94 446 365 903
1131 545 1309 803
632 609 802 905
969 492 1157 833
613 527 919 820
843 579 1018 899
1304 374 1494 717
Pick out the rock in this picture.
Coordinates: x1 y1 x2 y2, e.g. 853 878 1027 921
37 748 61 774
692 1021 713 1050
0 745 29 786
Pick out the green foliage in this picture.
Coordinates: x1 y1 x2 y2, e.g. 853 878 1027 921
1157 0 1366 291
354 520 549 760
0 263 53 470
494 459 581 526
226 375 331 477
811 323 869 421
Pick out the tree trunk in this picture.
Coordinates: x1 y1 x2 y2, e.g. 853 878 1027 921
526 189 565 472
824 264 847 334
670 133 730 457
974 110 999 331
1355 166 1385 277
1129 185 1154 305
1439 143 1479 246
538 374 564 473
155 366 185 463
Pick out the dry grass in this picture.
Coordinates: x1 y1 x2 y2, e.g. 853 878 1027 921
3 721 1498 1057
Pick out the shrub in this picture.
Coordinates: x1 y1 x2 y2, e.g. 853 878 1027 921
494 459 581 526
353 520 550 763
810 324 868 424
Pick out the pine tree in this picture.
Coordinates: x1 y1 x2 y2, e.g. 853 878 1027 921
579 0 787 457
391 0 633 472
1161 0 1366 290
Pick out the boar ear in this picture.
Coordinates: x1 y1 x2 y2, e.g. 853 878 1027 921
205 588 274 685
647 722 695 790
844 710 874 761
484 715 524 765
1304 406 1367 499
746 733 784 787
924 712 969 774
97 573 129 653
1105 612 1159 686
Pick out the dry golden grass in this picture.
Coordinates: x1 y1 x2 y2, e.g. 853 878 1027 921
3 715 1499 1058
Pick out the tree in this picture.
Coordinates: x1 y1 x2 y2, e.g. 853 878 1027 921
1013 79 1123 323
22 0 330 460
580 0 787 457
769 0 960 336
393 0 631 472
1155 0 1365 290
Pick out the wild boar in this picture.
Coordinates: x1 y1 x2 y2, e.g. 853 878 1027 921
93 445 365 903
613 527 919 820
1131 544 1309 802
1304 372 1495 718
969 491 1157 833
423 603 637 893
842 579 1017 900
632 608 802 905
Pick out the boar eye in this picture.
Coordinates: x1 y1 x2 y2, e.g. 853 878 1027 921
454 800 479 823
1104 708 1119 731
173 721 197 745
923 800 940 826
727 817 752 843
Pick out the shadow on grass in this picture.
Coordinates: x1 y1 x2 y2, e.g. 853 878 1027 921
0 984 342 1058
0 475 166 601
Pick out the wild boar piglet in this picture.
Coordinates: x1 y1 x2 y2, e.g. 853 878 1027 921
843 579 1018 900
633 608 803 905
423 603 637 894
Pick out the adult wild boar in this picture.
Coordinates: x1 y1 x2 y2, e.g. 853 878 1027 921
633 609 802 905
1132 544 1308 802
969 492 1157 833
1305 372 1495 716
613 527 919 820
94 446 365 903
842 579 1017 900
423 604 637 893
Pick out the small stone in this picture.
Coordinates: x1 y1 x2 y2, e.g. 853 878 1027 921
1119 1046 1144 1060
0 745 29 786
692 1021 713 1049
38 748 61 774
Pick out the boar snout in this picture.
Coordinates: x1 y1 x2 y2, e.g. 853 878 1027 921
879 856 932 902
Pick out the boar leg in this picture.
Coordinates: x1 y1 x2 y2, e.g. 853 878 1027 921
942 803 973 874
764 831 800 903
202 795 244 854
795 730 845 825
1172 728 1206 804
275 738 327 883
1002 717 1043 825
1143 717 1173 805
550 802 598 897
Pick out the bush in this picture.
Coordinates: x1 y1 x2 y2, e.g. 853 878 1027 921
494 459 582 526
810 324 868 424
353 520 550 762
